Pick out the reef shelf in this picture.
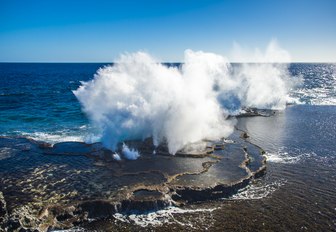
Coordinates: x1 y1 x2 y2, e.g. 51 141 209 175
0 129 266 231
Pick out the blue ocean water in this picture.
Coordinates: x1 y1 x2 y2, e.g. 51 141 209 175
0 63 335 230
0 63 107 142
0 63 335 143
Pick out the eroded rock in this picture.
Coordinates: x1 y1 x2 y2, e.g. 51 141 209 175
0 129 266 231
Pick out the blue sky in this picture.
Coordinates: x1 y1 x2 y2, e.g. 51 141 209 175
0 0 335 62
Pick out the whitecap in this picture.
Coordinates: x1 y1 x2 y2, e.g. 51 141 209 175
229 179 287 200
113 206 217 227
264 151 312 164
18 131 85 144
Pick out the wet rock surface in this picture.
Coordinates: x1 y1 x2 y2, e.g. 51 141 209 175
235 107 277 118
0 129 266 231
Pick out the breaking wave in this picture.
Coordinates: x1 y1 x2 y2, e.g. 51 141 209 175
230 179 287 200
264 150 313 164
74 40 297 154
13 131 86 144
288 63 336 106
113 206 217 227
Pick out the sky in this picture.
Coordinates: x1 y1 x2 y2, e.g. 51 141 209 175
0 0 335 62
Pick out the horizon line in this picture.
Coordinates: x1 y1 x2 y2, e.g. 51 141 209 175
1 61 336 64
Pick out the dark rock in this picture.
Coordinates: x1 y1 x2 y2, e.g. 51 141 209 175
241 132 249 138
0 127 266 230
172 179 251 202
79 200 118 218
235 107 277 118
7 218 21 231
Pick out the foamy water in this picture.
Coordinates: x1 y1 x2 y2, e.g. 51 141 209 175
109 179 287 227
293 87 336 105
113 206 217 227
289 63 336 106
264 150 314 164
16 131 86 144
229 179 287 200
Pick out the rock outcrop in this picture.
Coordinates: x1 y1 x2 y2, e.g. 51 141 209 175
0 128 266 231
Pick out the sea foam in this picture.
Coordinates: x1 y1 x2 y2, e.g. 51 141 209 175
74 41 295 154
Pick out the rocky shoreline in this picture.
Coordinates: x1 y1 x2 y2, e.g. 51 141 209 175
0 128 266 231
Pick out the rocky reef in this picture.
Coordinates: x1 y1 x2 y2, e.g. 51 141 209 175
0 129 266 231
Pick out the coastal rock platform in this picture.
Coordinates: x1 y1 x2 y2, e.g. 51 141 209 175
0 130 266 231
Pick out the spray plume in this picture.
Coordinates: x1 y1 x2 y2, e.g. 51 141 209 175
74 40 295 155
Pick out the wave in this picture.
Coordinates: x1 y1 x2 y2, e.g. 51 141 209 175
14 131 86 144
229 179 287 200
288 63 336 106
74 41 299 154
113 206 217 227
290 87 336 106
264 150 312 164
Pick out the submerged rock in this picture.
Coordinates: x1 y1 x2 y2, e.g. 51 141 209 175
0 129 266 231
241 132 249 138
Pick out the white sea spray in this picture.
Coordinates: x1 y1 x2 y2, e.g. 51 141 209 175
74 40 296 154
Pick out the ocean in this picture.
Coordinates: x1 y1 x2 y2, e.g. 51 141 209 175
0 63 103 143
1 63 334 143
0 63 335 231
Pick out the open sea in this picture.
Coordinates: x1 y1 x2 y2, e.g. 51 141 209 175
0 63 335 231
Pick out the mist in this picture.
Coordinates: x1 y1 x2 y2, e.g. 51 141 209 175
74 40 296 155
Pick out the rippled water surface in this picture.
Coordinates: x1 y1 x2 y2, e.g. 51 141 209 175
86 105 335 231
0 63 335 142
0 63 335 231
